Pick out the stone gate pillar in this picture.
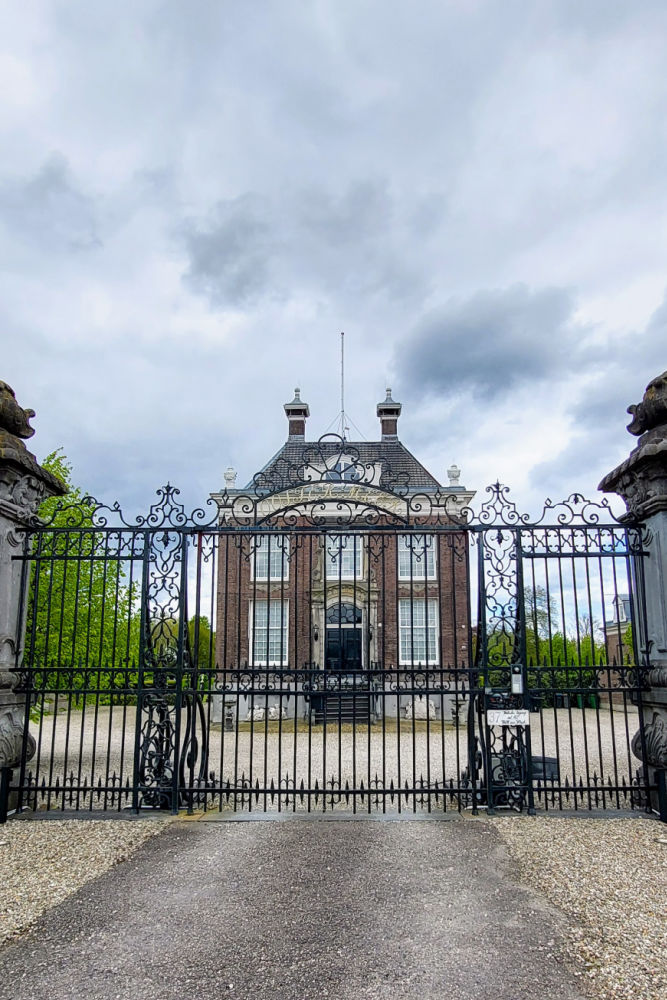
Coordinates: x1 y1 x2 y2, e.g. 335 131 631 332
0 381 65 808
599 370 667 814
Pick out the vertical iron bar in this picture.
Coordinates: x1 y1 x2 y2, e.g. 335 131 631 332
515 528 535 815
131 530 150 813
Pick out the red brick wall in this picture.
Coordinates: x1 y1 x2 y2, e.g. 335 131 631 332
215 533 249 668
215 517 472 672
288 418 305 437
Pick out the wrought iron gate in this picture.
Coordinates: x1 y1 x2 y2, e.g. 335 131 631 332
5 442 655 817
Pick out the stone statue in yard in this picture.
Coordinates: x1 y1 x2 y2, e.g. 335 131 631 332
404 697 437 720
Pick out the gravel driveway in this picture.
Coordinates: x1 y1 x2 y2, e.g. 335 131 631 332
0 817 589 1000
0 813 663 1000
491 815 667 1000
0 818 167 944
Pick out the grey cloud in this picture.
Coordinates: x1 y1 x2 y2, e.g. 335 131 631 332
180 195 273 307
2 0 667 519
573 388 633 436
642 293 667 368
409 194 448 238
297 181 392 246
179 179 432 310
70 431 232 520
530 295 667 495
395 285 581 401
13 326 237 517
568 297 667 434
0 154 100 253
530 424 625 499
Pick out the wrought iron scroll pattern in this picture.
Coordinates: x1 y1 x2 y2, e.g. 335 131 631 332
475 483 630 529
479 525 520 677
137 527 183 808
36 483 220 531
250 435 410 497
12 464 653 817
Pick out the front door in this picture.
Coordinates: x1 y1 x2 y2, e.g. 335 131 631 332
325 628 362 671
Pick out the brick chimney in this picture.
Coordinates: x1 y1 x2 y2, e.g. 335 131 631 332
377 388 401 440
284 388 310 440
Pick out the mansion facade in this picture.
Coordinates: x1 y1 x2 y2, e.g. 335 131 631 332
211 390 475 707
212 389 474 716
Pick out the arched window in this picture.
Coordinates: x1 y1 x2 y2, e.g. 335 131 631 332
326 602 362 625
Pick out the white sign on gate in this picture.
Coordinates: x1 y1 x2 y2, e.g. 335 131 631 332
486 709 530 727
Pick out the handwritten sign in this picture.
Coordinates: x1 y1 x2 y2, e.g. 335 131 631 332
487 709 530 727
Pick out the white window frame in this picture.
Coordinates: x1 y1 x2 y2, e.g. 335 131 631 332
252 535 289 582
398 598 439 665
249 599 289 666
325 534 364 580
398 534 437 580
324 459 362 482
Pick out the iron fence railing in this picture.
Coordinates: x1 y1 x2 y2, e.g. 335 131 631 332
3 460 656 818
8 660 650 815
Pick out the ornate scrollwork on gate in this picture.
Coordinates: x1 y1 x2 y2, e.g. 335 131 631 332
36 482 220 531
136 524 182 809
12 450 653 817
214 434 474 529
137 688 176 809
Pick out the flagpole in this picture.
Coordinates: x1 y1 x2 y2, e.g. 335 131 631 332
340 331 345 439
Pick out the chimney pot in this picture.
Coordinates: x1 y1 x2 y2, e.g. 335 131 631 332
284 388 310 440
376 388 402 440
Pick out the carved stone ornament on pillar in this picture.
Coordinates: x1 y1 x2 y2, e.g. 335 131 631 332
599 370 667 803
0 380 66 770
599 370 667 520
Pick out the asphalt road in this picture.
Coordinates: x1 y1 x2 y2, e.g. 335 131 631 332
0 816 586 1000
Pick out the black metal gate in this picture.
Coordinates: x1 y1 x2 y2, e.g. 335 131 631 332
5 442 655 817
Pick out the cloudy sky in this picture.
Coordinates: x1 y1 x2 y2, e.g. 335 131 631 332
2 0 666 520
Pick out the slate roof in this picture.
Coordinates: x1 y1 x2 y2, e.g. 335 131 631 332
244 439 442 493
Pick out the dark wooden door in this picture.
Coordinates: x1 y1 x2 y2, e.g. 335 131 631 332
326 629 362 671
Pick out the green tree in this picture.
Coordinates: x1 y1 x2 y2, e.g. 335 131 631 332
145 615 216 671
188 615 215 671
623 623 634 663
482 584 605 701
24 450 141 689
524 585 558 642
